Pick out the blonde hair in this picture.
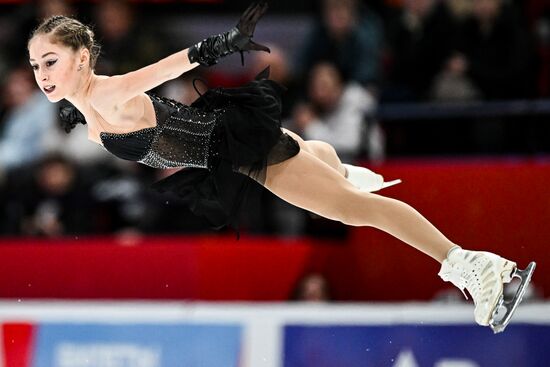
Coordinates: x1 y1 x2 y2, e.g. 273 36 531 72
29 15 101 69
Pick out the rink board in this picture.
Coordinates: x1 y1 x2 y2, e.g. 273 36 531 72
1 302 549 367
283 324 550 367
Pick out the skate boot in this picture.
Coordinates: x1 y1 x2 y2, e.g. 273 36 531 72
438 246 536 333
343 164 401 193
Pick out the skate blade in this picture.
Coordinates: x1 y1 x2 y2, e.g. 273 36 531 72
490 261 536 334
381 179 402 190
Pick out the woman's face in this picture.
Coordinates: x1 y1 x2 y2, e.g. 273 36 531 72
28 35 81 103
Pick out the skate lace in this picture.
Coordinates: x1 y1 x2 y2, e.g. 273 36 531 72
438 261 473 301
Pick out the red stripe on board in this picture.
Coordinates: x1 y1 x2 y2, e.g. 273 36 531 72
2 323 35 367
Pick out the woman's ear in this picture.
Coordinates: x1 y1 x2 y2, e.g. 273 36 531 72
79 47 90 67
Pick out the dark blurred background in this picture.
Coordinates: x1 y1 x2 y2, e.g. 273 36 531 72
0 1 548 305
1 0 549 240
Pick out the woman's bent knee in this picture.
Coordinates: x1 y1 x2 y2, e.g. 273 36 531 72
306 140 336 159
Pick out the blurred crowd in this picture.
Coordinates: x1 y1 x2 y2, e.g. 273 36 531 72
0 0 548 238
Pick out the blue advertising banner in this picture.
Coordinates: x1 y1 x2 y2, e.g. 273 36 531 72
284 324 550 367
31 323 242 367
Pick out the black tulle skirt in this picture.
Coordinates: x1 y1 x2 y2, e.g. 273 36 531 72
151 68 300 232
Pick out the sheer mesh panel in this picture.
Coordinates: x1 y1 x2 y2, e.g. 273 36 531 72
138 95 220 169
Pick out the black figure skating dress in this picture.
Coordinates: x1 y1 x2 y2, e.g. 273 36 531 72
67 69 300 231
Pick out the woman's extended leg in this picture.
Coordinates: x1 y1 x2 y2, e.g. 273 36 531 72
264 145 535 332
264 148 456 263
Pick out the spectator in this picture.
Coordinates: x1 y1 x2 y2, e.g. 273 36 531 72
0 66 56 170
41 109 115 166
527 0 550 96
291 62 381 162
0 0 75 71
271 62 383 240
93 0 170 76
290 273 332 302
16 154 94 237
295 0 384 90
442 0 537 100
384 0 464 101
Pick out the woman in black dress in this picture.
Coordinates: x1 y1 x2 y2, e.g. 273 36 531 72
26 2 534 333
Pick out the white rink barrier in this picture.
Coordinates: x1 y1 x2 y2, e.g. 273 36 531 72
0 301 549 367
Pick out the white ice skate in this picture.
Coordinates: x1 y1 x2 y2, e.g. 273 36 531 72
438 246 536 333
343 164 402 193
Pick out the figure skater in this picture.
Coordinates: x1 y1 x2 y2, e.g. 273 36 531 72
27 2 534 333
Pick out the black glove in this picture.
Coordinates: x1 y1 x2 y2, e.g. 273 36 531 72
188 1 270 66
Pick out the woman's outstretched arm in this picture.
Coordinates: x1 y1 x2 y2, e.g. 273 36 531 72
92 48 198 105
91 1 270 107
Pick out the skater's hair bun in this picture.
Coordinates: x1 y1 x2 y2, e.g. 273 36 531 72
29 15 101 70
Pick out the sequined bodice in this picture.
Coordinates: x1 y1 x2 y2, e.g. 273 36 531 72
100 94 222 169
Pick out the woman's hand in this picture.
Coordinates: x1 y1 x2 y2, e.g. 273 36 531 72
188 1 271 66
235 1 270 53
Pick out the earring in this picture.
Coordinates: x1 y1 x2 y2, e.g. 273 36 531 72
78 64 83 71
